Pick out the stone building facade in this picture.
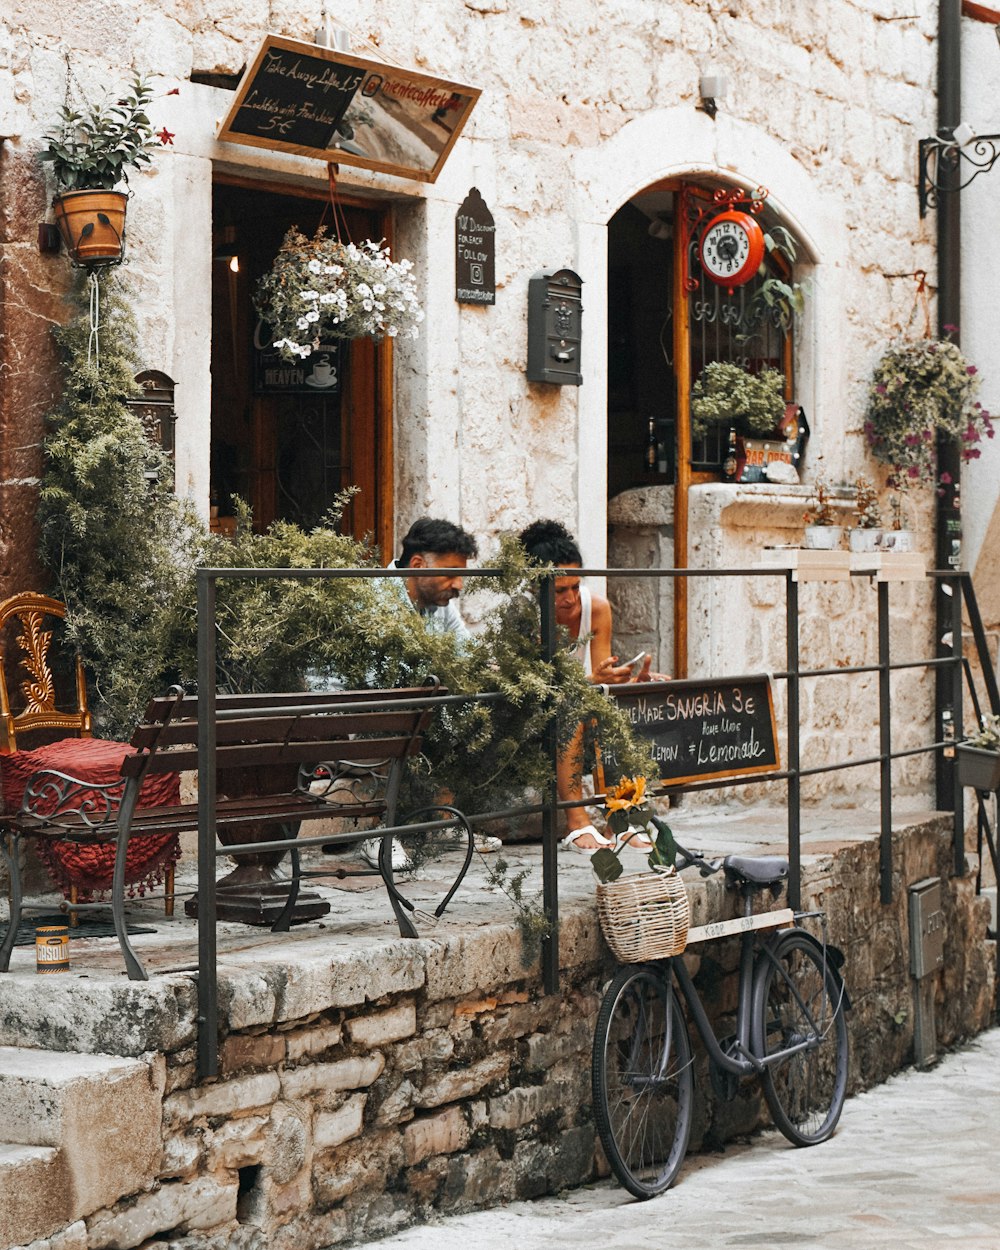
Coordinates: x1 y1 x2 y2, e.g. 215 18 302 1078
0 9 988 785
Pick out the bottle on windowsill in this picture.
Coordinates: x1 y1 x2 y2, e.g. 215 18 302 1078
722 426 738 481
645 417 658 473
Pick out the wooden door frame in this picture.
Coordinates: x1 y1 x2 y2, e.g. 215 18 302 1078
213 173 394 559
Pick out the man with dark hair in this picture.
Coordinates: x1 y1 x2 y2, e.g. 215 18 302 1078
388 516 479 638
360 516 494 870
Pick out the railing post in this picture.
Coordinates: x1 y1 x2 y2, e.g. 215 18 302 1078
785 571 801 911
539 573 560 994
878 579 894 904
951 574 965 878
197 569 219 1081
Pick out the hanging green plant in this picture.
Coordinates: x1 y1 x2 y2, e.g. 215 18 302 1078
690 361 786 438
864 335 995 486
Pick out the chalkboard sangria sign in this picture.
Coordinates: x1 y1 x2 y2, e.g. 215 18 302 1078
602 675 781 786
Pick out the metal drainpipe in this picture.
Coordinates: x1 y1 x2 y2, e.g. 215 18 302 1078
672 187 692 680
936 0 964 810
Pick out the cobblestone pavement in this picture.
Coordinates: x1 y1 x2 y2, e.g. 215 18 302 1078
362 1026 1000 1250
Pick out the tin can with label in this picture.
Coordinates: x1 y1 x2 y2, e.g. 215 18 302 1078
35 925 70 973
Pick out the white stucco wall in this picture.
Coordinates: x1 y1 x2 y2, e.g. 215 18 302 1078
962 18 1000 578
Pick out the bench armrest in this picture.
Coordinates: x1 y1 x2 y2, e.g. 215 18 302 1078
19 769 125 831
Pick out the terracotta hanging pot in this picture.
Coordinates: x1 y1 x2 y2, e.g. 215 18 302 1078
52 189 128 265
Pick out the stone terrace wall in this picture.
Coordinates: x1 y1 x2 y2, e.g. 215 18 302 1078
609 483 939 805
4 814 993 1250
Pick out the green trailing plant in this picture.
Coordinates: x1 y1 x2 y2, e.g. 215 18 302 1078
39 277 657 830
741 225 807 338
480 853 552 965
39 73 163 191
156 525 658 818
864 334 995 487
964 714 1000 752
690 361 786 438
853 475 882 529
38 271 201 736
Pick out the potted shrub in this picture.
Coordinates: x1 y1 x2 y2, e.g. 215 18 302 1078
956 714 1000 793
848 475 883 553
39 74 162 265
690 361 786 440
253 226 424 362
864 334 995 487
802 479 843 550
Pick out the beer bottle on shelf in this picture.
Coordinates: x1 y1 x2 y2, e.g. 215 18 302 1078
646 417 658 472
722 427 739 481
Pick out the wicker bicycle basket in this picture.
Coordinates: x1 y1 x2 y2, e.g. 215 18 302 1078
596 866 690 963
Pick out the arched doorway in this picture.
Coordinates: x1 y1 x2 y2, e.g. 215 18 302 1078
605 178 803 677
606 180 798 501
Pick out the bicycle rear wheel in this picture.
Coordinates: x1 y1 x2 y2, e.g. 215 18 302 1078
752 932 849 1146
592 964 693 1199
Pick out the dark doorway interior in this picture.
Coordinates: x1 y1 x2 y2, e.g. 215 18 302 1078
211 181 392 549
606 201 675 501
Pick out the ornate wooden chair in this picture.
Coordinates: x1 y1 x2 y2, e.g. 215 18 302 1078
0 592 179 918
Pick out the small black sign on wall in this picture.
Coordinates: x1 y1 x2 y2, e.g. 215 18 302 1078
455 188 495 305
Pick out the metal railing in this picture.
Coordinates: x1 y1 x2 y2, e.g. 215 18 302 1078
192 562 997 1077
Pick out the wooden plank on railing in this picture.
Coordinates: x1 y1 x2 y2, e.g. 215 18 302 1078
685 907 794 946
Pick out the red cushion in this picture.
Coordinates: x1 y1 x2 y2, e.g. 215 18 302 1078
0 737 180 901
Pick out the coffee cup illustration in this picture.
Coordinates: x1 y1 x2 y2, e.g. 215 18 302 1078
308 355 336 387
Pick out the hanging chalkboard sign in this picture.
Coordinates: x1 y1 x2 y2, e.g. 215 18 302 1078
602 675 781 786
455 188 496 305
218 35 481 184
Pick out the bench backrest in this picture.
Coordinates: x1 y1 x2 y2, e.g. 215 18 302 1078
122 686 444 780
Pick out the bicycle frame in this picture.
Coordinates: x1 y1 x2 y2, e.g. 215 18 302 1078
664 907 844 1079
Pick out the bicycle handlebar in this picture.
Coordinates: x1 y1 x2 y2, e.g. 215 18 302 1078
675 841 723 878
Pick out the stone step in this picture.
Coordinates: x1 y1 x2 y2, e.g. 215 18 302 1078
0 1047 164 1243
0 1142 70 1248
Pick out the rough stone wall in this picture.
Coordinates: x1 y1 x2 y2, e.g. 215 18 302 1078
0 2 939 548
609 483 939 803
7 818 992 1250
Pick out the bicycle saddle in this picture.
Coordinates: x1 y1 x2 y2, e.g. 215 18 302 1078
723 855 789 887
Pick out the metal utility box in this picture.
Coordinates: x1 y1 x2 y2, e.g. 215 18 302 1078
909 877 945 980
526 268 583 386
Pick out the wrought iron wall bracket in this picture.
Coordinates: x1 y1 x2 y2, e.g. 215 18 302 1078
919 133 1000 217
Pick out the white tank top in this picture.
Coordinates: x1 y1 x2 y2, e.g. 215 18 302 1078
574 585 593 676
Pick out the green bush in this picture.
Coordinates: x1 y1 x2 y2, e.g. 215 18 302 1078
39 280 655 816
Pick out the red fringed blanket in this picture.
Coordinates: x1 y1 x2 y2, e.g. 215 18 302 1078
1 738 180 901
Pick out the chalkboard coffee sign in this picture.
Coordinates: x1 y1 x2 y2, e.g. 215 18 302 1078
602 675 780 786
218 36 480 184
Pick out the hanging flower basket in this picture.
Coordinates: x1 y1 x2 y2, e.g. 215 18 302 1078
864 335 995 486
253 227 424 362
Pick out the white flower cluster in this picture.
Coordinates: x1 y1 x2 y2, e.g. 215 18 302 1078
255 229 424 362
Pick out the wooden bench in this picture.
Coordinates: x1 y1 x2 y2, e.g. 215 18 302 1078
0 682 473 980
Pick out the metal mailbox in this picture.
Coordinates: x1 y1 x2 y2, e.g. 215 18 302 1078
526 268 583 386
909 877 945 980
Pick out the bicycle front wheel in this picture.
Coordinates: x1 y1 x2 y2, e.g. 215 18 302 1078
753 932 849 1146
592 964 693 1199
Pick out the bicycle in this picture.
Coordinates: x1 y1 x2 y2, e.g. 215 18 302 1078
591 843 850 1200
